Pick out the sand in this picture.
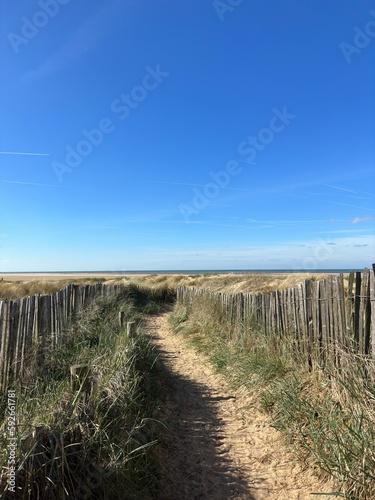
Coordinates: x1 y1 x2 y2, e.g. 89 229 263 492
146 313 338 499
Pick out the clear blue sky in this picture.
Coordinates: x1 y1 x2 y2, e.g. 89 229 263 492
0 0 374 271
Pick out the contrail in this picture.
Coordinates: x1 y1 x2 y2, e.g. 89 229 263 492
147 180 254 192
0 151 50 156
1 180 64 188
327 200 375 211
227 217 346 224
322 183 357 194
238 160 256 165
316 185 375 198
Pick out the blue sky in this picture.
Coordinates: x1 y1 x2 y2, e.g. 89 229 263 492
0 0 374 271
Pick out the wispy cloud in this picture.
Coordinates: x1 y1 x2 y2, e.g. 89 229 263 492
318 229 370 234
227 216 348 225
351 215 375 224
238 160 256 165
21 4 121 82
130 234 374 265
321 183 375 199
327 201 375 211
1 180 65 188
0 151 50 156
148 180 255 192
309 192 368 200
322 183 358 194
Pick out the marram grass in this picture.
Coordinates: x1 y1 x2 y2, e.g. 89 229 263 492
0 285 173 499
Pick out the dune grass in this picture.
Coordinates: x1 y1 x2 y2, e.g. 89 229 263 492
0 272 327 301
116 272 327 295
0 285 174 499
169 294 375 499
0 278 108 301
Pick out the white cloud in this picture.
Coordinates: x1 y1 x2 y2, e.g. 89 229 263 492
350 215 375 224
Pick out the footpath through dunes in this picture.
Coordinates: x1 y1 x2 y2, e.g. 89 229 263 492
145 313 337 500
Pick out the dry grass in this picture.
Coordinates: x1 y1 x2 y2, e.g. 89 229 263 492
0 273 328 301
0 278 107 300
108 272 328 295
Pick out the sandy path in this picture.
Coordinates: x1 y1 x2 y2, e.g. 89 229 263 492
145 313 337 500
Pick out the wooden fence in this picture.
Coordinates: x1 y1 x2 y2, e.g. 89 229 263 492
2 268 374 390
177 267 375 372
0 283 125 391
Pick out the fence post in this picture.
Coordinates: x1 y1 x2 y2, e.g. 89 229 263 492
127 322 136 339
119 311 125 327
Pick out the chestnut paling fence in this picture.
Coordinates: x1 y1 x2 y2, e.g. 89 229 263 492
0 283 125 392
176 266 375 373
1 267 374 391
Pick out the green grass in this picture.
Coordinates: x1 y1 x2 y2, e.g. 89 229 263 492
169 296 375 499
0 284 175 499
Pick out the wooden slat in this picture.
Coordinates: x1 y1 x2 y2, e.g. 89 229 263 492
360 268 371 355
356 270 367 354
0 301 10 390
313 281 321 365
304 280 314 370
296 284 305 358
353 272 362 351
370 270 375 360
14 298 26 379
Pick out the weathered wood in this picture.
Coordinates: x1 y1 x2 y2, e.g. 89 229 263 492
312 281 321 367
370 270 375 360
353 272 362 350
127 321 136 339
298 284 306 358
325 276 335 364
174 266 374 379
317 280 326 369
0 302 10 390
305 280 314 370
15 298 26 378
291 287 301 354
361 269 371 355
119 311 126 327
0 283 125 391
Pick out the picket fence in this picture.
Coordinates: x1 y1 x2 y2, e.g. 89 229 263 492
0 283 125 391
177 267 375 372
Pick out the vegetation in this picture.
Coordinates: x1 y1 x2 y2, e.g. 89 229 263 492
0 271 327 300
169 294 375 499
112 271 327 295
0 285 174 499
0 273 364 498
0 278 108 301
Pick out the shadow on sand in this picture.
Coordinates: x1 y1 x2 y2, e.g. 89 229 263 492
149 337 259 500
